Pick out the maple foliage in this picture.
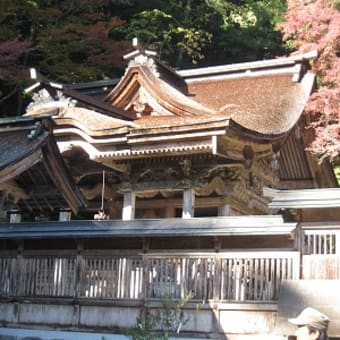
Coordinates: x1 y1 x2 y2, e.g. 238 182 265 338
279 0 340 161
0 39 31 80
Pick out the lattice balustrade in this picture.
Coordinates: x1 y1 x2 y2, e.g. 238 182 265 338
0 252 299 302
301 229 340 255
20 257 77 296
81 256 144 299
300 228 340 279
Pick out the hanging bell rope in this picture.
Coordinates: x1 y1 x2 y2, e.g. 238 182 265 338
101 169 105 212
94 170 109 220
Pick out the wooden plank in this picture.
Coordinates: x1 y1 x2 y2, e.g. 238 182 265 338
264 258 270 300
182 257 187 299
213 256 220 300
17 256 24 296
227 258 233 300
270 258 275 299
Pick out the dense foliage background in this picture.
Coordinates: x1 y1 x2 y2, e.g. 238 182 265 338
0 0 339 163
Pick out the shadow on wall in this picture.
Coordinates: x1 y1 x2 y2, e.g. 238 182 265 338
274 280 340 338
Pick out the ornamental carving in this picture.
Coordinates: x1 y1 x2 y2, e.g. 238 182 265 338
26 89 77 112
115 157 246 195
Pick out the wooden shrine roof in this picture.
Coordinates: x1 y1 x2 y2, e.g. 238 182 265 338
0 215 296 239
0 116 87 214
0 117 49 182
25 49 315 144
185 73 311 135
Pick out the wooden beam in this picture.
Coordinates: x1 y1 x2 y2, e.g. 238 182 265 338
0 149 43 184
139 196 228 209
122 191 136 220
42 136 87 214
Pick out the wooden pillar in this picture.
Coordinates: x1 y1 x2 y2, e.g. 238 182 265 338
218 204 232 216
59 208 71 221
182 188 195 219
122 191 136 220
9 209 21 223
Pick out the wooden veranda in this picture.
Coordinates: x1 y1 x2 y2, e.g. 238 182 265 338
0 217 339 338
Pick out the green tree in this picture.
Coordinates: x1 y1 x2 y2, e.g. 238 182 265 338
0 0 288 116
205 0 287 64
110 0 287 67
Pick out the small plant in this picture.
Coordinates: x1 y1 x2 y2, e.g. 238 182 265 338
156 293 191 339
126 311 159 340
127 292 193 340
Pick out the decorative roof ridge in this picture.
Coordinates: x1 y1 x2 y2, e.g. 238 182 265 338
122 37 182 83
123 37 158 61
25 69 135 121
177 50 318 79
105 61 214 117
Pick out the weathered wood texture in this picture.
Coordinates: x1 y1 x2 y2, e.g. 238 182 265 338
300 228 340 279
0 251 299 302
303 255 340 279
301 229 340 255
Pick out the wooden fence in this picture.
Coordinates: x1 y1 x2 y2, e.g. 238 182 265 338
0 251 299 302
301 229 340 255
299 227 340 279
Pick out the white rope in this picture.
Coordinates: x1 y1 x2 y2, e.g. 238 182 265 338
101 170 105 212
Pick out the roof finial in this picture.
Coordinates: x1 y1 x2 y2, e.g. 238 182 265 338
132 37 139 49
123 37 158 62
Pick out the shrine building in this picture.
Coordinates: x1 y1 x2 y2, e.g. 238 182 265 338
0 44 339 339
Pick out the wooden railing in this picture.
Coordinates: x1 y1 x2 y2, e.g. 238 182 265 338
0 251 299 302
300 227 340 279
301 229 340 255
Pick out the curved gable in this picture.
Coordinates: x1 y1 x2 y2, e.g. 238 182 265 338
105 51 214 118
